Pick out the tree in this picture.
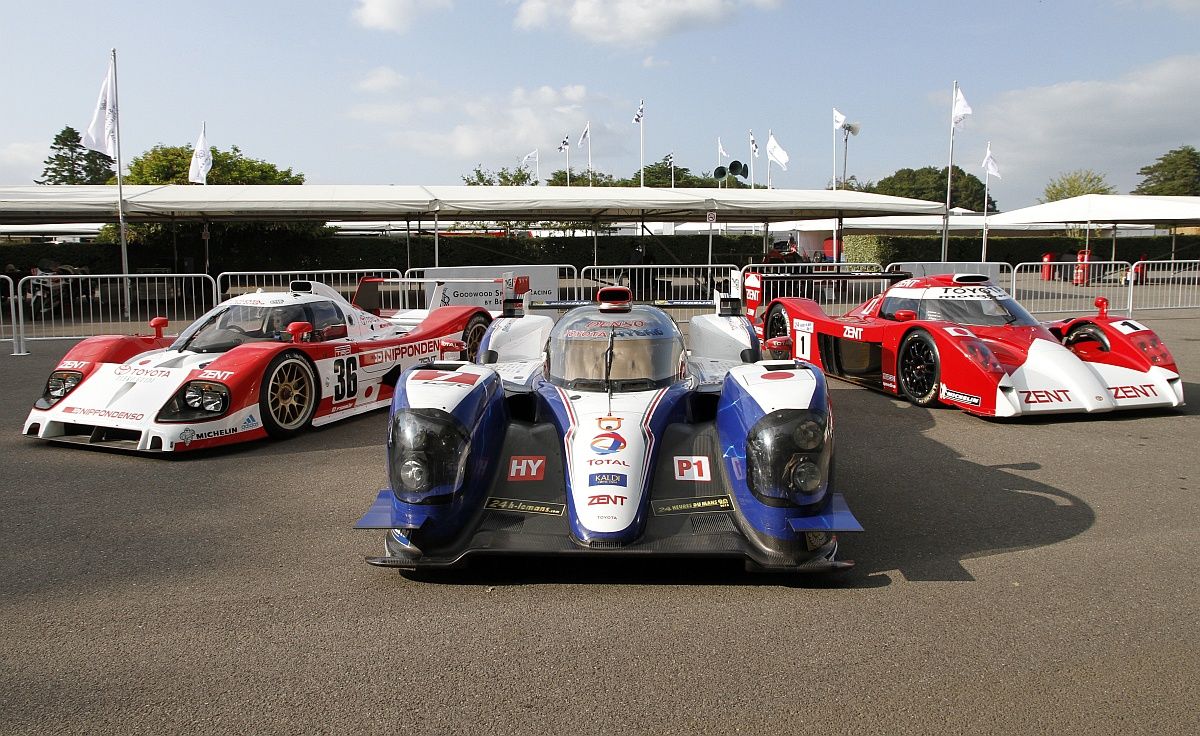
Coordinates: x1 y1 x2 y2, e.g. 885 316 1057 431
124 144 304 185
37 125 114 184
1132 145 1200 196
462 164 538 187
1040 169 1114 202
871 165 995 212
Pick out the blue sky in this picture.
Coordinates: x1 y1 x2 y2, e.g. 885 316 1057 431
1 0 1197 209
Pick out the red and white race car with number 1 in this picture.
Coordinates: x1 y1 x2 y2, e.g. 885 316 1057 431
748 272 1184 418
23 279 494 452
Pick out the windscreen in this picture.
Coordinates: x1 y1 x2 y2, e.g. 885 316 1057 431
172 303 311 353
920 289 1039 327
547 308 684 392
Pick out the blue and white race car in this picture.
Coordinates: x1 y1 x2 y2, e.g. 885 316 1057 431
355 284 861 574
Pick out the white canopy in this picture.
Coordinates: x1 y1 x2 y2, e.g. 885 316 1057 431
986 194 1200 225
0 184 945 225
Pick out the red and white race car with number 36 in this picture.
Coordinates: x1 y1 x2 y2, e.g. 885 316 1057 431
23 279 493 452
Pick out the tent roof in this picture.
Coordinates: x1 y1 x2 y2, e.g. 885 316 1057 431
986 194 1200 225
0 184 944 225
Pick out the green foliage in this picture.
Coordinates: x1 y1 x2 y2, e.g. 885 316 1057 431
1132 145 1200 196
124 144 305 185
871 165 995 212
842 234 896 265
1040 169 1115 202
462 164 538 187
37 126 114 184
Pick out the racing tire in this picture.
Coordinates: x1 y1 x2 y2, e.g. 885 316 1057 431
259 351 318 439
897 330 940 407
763 303 792 360
459 313 491 362
1063 323 1110 352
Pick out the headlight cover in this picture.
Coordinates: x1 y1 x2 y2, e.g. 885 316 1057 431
388 408 471 504
36 370 83 409
746 409 832 507
156 380 231 423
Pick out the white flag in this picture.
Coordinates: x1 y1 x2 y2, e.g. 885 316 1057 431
718 137 729 158
557 134 569 153
188 123 213 184
749 130 759 158
632 99 644 124
952 87 972 130
81 58 118 158
981 142 1001 180
578 121 590 146
833 107 846 131
766 131 789 171
666 152 674 165
521 149 538 165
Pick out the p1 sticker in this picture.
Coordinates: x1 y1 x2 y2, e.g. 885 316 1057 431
674 456 711 481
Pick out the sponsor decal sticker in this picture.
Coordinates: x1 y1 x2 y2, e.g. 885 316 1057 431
882 372 897 388
653 495 734 516
1021 389 1072 404
597 416 623 431
178 426 241 446
485 497 565 516
588 494 627 505
588 472 627 487
587 458 630 467
241 415 260 430
674 456 712 481
507 456 546 481
939 385 982 406
1110 384 1159 400
791 319 814 334
198 369 234 381
330 401 356 414
590 432 627 455
58 360 89 370
360 341 440 367
61 407 145 421
113 364 173 383
931 286 1006 300
334 344 352 357
842 326 863 340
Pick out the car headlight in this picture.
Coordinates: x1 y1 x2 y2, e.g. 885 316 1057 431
388 408 471 504
746 409 832 507
36 370 83 408
156 380 231 422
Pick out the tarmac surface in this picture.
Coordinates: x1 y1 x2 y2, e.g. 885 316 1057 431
2 313 1198 735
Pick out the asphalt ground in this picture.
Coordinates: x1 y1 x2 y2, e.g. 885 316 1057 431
1 313 1198 735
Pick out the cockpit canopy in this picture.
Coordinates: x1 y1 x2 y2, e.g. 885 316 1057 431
546 306 685 392
880 284 1040 327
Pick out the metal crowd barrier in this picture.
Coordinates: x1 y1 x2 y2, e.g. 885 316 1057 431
741 263 886 317
1010 261 1133 315
2 274 14 352
13 273 219 347
1129 259 1200 312
216 268 403 306
580 264 738 323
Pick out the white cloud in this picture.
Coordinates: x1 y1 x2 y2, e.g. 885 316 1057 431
356 66 408 93
642 55 668 68
514 0 781 45
0 142 43 185
352 0 453 33
977 55 1200 206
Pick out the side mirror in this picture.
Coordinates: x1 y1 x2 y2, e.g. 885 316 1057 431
893 309 917 322
149 316 169 339
439 337 466 358
1094 296 1109 319
321 324 348 341
286 321 313 343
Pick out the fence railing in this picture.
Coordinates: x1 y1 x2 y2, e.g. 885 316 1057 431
741 263 885 317
405 264 579 310
14 273 219 346
1010 261 1133 315
1129 259 1200 311
217 268 402 302
2 274 14 349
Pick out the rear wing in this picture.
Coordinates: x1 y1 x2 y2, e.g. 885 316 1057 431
352 273 530 315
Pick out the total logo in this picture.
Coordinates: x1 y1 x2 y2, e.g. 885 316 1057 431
590 432 626 455
587 458 630 467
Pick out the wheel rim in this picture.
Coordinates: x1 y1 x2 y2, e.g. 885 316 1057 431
765 310 789 357
268 359 313 430
463 320 487 361
900 338 936 398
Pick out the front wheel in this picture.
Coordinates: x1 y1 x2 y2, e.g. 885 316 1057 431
259 352 318 438
763 303 792 360
897 330 940 406
459 313 491 362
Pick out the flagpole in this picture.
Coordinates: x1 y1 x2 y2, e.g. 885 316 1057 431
535 150 540 184
587 126 593 186
566 142 570 187
639 107 645 187
749 131 755 189
109 48 132 317
941 80 957 262
981 149 991 262
832 123 837 190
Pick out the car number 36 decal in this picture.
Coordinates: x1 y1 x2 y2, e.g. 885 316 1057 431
333 356 359 401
